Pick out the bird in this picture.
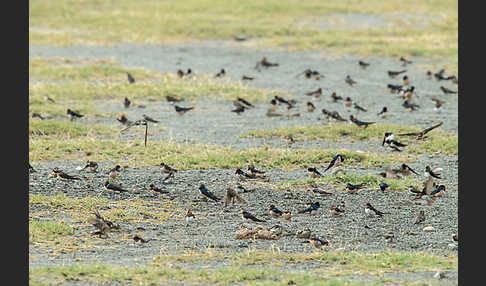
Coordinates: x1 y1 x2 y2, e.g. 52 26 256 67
274 96 295 109
133 234 149 243
298 202 321 214
402 100 420 111
345 75 357 86
430 184 446 197
359 60 370 69
398 122 443 140
242 75 254 81
247 165 266 178
440 86 457 95
350 115 375 128
231 105 246 115
377 107 388 118
149 184 169 194
344 97 353 107
398 86 415 99
446 75 458 84
237 97 254 108
379 182 389 192
330 92 343 102
269 205 284 217
431 97 445 110
176 69 185 78
402 75 410 86
235 168 256 180
241 210 266 222
282 211 292 220
166 95 183 103
346 183 365 194
307 167 322 178
394 163 419 176
255 57 279 70
87 210 113 237
48 167 81 181
425 166 442 179
140 114 158 123
414 210 426 224
307 102 315 112
44 96 55 103
160 163 177 181
328 111 347 122
29 163 36 173
215 69 226 78
104 181 128 193
365 203 389 217
400 56 412 66
81 161 98 172
426 70 433 80
267 98 278 113
66 109 84 121
127 72 136 84
106 165 122 181
117 115 132 126
198 184 221 202
123 97 131 108
32 113 45 120
382 132 407 150
297 69 321 80
452 233 458 243
387 84 403 94
329 205 345 216
305 88 322 98
388 70 407 78
185 209 196 223
434 69 446 81
323 154 345 173
353 103 367 113
225 188 246 206
284 135 295 146
174 105 195 115
308 237 329 248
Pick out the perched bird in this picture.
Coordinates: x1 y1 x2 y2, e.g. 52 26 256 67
398 122 443 140
87 210 113 237
241 210 266 222
323 154 345 173
440 86 457 95
149 184 169 194
174 105 195 115
307 102 315 112
308 236 329 248
106 165 122 181
215 69 226 78
117 115 132 126
387 84 403 94
353 103 367 113
198 184 221 202
425 166 442 179
49 168 80 181
431 97 445 109
160 163 177 181
377 107 388 118
242 75 254 81
81 161 98 172
350 115 375 128
127 72 136 84
166 95 183 103
307 167 322 178
329 205 345 216
298 202 321 214
124 97 131 108
330 92 343 102
247 165 266 178
282 211 292 220
345 75 357 86
400 56 412 66
305 88 322 98
379 182 389 192
104 181 128 193
142 114 159 123
414 210 426 224
66 109 84 121
382 132 407 151
344 97 353 107
359 60 370 69
388 70 407 78
32 113 45 120
235 168 256 180
346 183 365 194
365 203 389 217
185 209 196 223
225 188 246 206
430 184 446 197
269 205 284 217
176 69 185 78
402 100 420 111
402 75 410 86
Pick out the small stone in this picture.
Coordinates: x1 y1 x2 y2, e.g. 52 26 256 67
423 226 436 232
448 243 458 250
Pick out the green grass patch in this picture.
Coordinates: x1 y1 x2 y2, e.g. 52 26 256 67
241 124 458 156
29 120 118 139
29 221 74 242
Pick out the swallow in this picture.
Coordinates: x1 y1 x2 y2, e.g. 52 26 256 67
297 69 321 80
305 88 322 98
44 96 55 103
104 181 128 193
434 69 446 81
32 113 45 120
117 115 132 126
452 233 458 242
174 105 194 115
186 68 192 76
379 182 389 192
402 100 420 111
298 202 320 214
255 57 279 71
382 132 407 149
359 60 370 69
231 105 246 115
127 72 136 84
395 163 419 176
345 75 357 86
344 97 353 107
274 96 294 109
141 114 159 123
66 109 84 121
124 97 131 108
269 204 284 217
149 183 169 194
400 56 412 66
398 122 443 140
425 166 442 179
353 103 367 112
430 184 446 197
377 107 388 117
247 165 266 178
350 115 375 128
431 97 445 109
234 36 247 41
346 183 365 194
307 102 315 112
235 168 256 180
215 68 226 78
307 167 322 178
242 75 254 81
267 98 278 113
29 163 36 173
284 135 295 146
199 184 221 202
176 69 185 78
160 163 177 180
440 86 457 95
330 92 343 102
365 203 389 217
106 165 121 180
225 188 246 206
387 84 403 94
399 86 415 99
329 111 347 122
87 210 113 237
166 95 183 103
49 168 81 180
446 75 458 84
82 161 98 172
402 75 410 86
185 209 196 223
282 211 292 220
241 210 266 222
308 236 329 248
323 154 345 172
426 70 433 80
329 205 345 216
237 97 254 108
388 70 407 78
133 234 149 243
414 210 425 224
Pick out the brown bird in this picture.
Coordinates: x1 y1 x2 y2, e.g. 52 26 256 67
305 88 322 98
330 205 345 216
388 70 407 78
225 188 246 206
440 86 457 95
431 97 445 109
284 135 295 146
282 211 292 220
149 183 169 194
166 95 183 103
185 209 196 223
308 236 329 248
398 122 443 140
87 210 114 237
142 114 159 123
255 57 279 71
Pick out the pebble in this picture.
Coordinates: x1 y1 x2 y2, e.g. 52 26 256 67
423 226 436 232
447 243 458 250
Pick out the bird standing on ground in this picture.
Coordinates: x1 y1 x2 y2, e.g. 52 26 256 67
225 188 246 206
241 210 266 222
174 105 195 115
199 184 221 202
67 109 84 121
127 72 136 84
